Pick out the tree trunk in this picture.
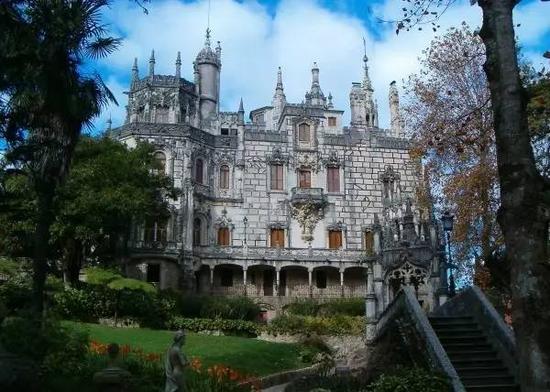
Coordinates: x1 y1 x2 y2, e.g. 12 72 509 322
32 184 55 315
478 1 550 390
64 237 83 286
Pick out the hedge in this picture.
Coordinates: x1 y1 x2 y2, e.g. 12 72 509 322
267 314 365 336
167 316 261 337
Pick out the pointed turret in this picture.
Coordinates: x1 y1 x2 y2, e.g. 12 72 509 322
307 62 326 106
215 41 222 60
327 92 334 109
131 57 139 84
350 47 378 129
106 115 112 132
389 81 402 137
175 51 182 78
238 98 244 125
149 50 155 77
272 67 286 107
196 28 221 125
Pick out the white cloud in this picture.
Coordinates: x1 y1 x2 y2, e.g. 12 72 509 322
91 0 549 132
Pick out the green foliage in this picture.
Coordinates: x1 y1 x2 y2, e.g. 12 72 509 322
168 316 261 337
0 316 89 363
284 299 320 316
199 297 261 321
285 298 365 317
367 367 450 392
85 266 122 285
268 314 365 336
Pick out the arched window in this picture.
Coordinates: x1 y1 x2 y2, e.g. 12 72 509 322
153 151 166 175
145 217 167 243
195 159 204 184
219 165 230 189
193 218 202 246
298 123 310 142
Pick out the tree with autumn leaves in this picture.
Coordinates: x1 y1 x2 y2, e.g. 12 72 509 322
404 24 500 291
391 0 550 389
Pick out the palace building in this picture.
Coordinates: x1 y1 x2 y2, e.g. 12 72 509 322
111 29 450 314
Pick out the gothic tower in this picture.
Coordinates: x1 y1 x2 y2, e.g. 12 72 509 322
350 52 378 128
195 28 221 126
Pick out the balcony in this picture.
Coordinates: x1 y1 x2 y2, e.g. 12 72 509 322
290 187 326 206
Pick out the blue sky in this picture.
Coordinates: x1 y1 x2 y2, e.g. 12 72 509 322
90 0 550 132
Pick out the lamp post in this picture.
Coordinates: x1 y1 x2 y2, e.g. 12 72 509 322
441 210 456 297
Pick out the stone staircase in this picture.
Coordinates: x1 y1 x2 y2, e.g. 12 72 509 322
429 315 519 392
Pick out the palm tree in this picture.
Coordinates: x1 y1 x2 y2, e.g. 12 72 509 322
0 0 120 313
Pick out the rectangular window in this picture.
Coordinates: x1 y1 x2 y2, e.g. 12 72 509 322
270 228 285 248
221 128 229 135
218 228 230 246
365 230 375 256
270 164 284 190
299 170 311 188
220 268 233 287
328 117 336 126
327 167 340 193
328 230 342 249
316 270 327 289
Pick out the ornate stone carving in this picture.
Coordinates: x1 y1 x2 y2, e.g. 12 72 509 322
290 200 327 243
387 261 428 294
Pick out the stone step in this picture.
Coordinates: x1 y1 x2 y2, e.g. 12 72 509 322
435 329 486 339
431 322 479 330
451 358 504 368
461 374 516 386
447 350 498 361
465 384 519 392
440 342 493 351
429 316 475 325
455 366 510 377
438 336 488 345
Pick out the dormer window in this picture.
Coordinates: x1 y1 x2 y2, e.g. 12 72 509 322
298 123 310 142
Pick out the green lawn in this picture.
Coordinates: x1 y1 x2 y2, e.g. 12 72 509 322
66 321 308 376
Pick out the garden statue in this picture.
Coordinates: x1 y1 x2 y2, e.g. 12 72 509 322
93 343 132 392
165 329 188 392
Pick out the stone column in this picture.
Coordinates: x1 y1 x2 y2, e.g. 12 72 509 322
275 268 280 297
243 267 248 296
308 268 313 298
340 269 345 298
209 265 214 295
365 264 378 343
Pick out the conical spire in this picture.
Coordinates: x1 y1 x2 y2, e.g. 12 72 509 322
238 98 244 125
272 67 286 107
307 62 325 106
276 67 284 92
131 57 139 84
362 53 373 93
149 50 155 77
238 97 244 113
106 114 112 132
175 51 181 78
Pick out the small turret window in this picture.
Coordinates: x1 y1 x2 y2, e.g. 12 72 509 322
298 123 310 142
328 117 336 127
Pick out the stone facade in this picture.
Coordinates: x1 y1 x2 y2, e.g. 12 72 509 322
111 30 450 315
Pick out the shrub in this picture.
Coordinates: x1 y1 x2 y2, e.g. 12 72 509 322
199 296 261 321
167 316 261 337
367 367 450 392
284 298 365 317
319 298 365 317
267 314 364 336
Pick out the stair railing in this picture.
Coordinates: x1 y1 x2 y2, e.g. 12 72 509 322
375 286 466 392
431 286 518 382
